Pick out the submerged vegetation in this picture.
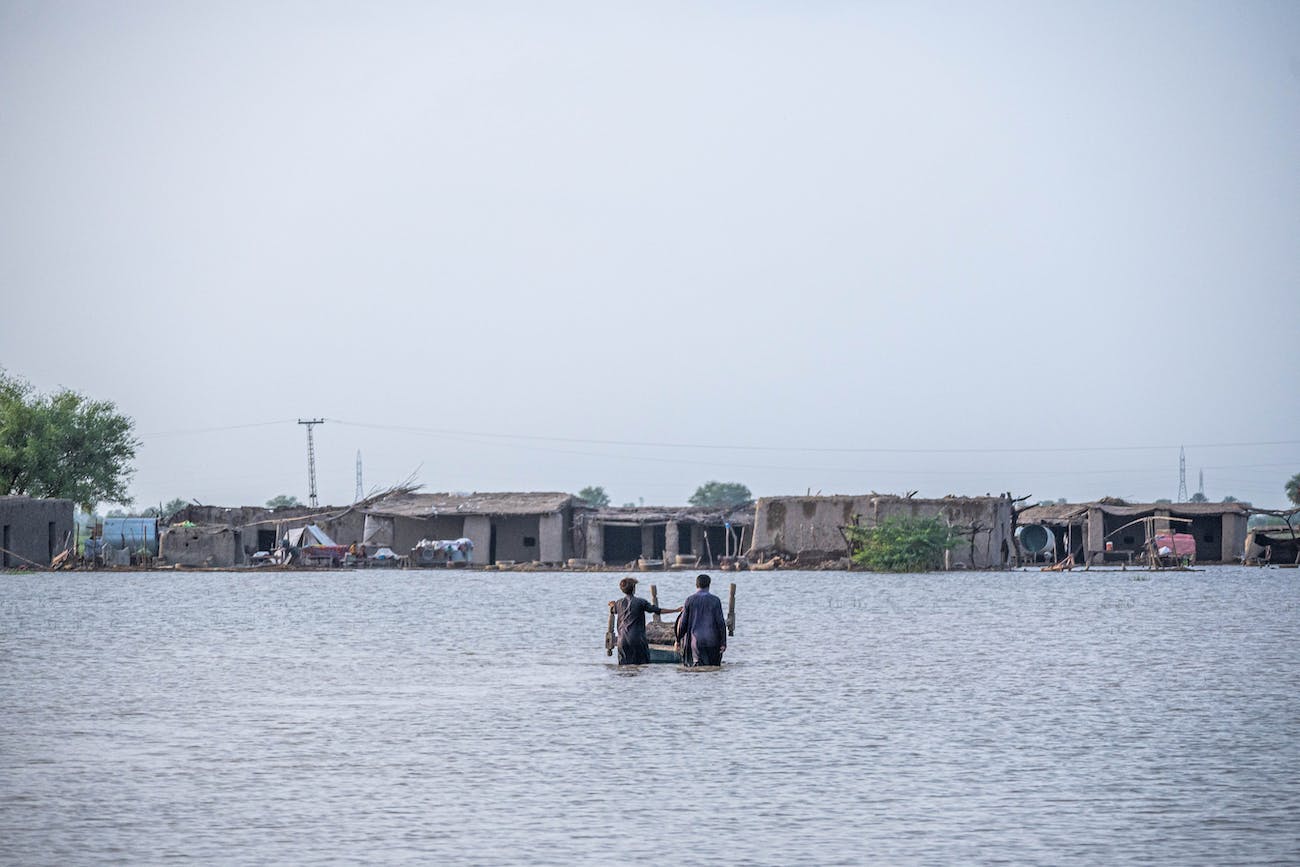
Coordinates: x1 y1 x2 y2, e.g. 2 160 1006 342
844 515 960 572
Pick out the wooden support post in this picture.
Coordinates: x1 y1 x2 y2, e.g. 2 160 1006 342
605 606 616 656
726 582 736 637
650 584 661 622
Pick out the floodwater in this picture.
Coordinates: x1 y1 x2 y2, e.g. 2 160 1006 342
1 567 1297 865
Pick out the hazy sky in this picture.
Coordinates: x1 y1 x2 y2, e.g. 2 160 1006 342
2 1 1297 510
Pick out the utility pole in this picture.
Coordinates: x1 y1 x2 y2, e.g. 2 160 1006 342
299 419 325 507
1198 469 1204 499
355 450 363 503
1177 445 1188 503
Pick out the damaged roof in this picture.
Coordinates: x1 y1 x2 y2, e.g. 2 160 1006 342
364 491 579 518
1020 500 1252 524
588 504 755 526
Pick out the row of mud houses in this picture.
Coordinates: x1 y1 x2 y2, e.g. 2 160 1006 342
4 491 1290 569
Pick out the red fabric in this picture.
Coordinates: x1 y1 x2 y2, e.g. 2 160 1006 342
1154 533 1196 556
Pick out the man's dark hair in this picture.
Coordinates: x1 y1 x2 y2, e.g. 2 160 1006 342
619 577 638 595
696 573 711 589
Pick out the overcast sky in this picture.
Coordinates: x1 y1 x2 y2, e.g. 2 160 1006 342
2 1 1297 510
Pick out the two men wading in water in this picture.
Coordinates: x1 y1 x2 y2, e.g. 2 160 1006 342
611 574 726 667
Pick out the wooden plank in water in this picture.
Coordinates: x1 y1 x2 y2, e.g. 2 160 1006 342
727 582 736 636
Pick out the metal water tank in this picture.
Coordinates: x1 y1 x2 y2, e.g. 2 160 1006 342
1017 524 1055 555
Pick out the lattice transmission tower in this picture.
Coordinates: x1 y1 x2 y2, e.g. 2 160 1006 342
355 450 363 503
298 418 325 507
1177 445 1188 502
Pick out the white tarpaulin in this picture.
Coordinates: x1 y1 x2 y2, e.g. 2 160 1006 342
362 514 394 548
285 524 338 547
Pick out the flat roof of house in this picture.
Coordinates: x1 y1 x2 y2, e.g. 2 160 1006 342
365 491 578 518
1020 500 1251 524
589 504 755 525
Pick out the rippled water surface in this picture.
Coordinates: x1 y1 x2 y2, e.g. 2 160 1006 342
2 567 1297 865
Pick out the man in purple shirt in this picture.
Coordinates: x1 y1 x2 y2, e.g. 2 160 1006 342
676 573 727 667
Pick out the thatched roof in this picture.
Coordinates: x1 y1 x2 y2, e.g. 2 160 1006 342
588 504 755 527
364 491 579 518
1020 500 1251 525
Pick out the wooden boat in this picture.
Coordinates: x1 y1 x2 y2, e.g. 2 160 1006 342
605 582 736 664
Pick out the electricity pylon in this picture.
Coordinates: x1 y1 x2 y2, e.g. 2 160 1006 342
298 419 325 507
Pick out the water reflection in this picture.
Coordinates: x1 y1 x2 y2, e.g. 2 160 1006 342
1 567 1297 865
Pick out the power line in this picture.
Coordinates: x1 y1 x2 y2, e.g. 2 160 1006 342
139 419 297 439
327 419 1300 456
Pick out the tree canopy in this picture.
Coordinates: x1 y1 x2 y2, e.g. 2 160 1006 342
0 370 137 511
689 480 752 508
1188 492 1208 503
576 486 610 507
266 494 303 509
1287 473 1300 507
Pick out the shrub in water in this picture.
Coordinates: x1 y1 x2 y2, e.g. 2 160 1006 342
844 515 960 572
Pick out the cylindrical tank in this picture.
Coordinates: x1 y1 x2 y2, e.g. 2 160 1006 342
1016 524 1055 555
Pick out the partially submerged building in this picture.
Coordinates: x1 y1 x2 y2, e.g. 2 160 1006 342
160 503 365 567
159 524 244 567
1244 522 1300 565
749 494 1016 569
1016 499 1250 565
360 492 583 566
0 496 75 568
577 504 754 567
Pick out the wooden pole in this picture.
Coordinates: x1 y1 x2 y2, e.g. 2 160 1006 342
650 584 660 622
726 582 736 637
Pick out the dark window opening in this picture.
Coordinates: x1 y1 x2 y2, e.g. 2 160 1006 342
48 521 56 561
1122 535 1135 545
522 536 536 547
257 529 277 551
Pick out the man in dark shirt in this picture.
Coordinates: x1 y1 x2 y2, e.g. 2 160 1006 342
612 577 680 665
676 573 727 667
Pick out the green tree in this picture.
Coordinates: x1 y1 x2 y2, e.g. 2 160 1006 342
1286 473 1300 507
576 486 610 507
266 494 303 509
843 515 960 572
1154 498 1173 504
689 481 752 508
162 498 189 520
0 369 137 511
1189 492 1208 503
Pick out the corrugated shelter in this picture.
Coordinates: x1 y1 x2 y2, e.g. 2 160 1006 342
102 517 158 555
361 492 581 565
